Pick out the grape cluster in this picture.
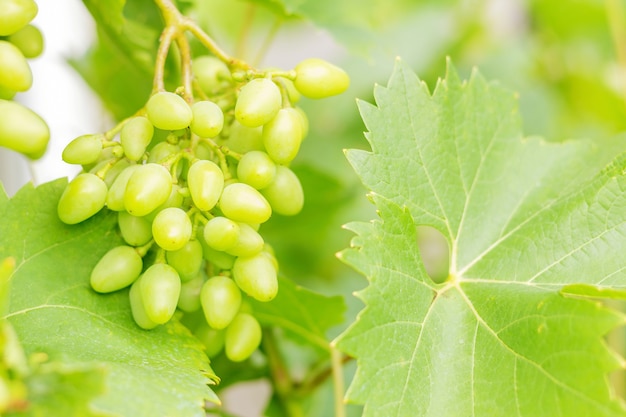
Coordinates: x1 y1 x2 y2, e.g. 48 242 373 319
57 55 349 362
0 0 48 158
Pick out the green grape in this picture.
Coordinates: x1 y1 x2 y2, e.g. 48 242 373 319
201 276 242 330
190 100 224 138
219 183 271 224
262 243 279 272
225 223 264 257
166 239 203 281
62 134 103 165
120 116 154 161
273 74 300 104
192 55 232 95
194 323 225 358
57 173 108 224
235 78 281 128
144 184 184 222
225 120 264 153
0 99 49 158
187 160 224 211
199 232 236 270
147 141 179 164
118 211 152 246
293 58 350 99
146 91 192 130
236 151 276 190
232 252 278 301
0 85 15 100
294 107 309 139
262 108 303 165
0 0 37 36
177 274 204 313
129 278 159 330
102 158 131 187
0 40 31 92
261 165 304 216
106 165 139 211
224 313 262 362
152 207 192 251
8 24 43 58
139 263 181 324
203 216 239 251
90 246 143 293
124 163 173 216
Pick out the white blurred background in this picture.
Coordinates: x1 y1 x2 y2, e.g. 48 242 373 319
0 0 106 196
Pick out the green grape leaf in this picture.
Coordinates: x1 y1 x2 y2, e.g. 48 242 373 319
0 180 218 417
251 277 346 352
336 58 626 416
10 362 109 417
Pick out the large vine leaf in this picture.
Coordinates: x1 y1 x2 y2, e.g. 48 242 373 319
0 180 218 417
336 58 626 416
251 276 346 352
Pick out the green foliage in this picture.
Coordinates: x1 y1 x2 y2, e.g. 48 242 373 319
0 180 218 417
337 58 626 416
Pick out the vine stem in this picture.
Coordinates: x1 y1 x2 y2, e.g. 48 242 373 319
330 342 347 417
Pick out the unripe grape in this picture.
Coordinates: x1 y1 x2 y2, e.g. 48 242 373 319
139 263 181 324
120 116 154 161
0 0 37 36
190 101 224 138
226 120 264 153
102 159 131 187
192 55 232 95
200 238 236 270
261 165 304 216
0 40 31 92
165 239 203 281
177 274 204 313
202 216 239 252
187 160 224 211
237 151 276 190
152 207 192 251
235 78 281 128
294 107 309 139
225 313 262 362
57 173 108 224
294 58 349 99
274 75 300 104
8 24 43 58
147 141 179 164
201 276 242 329
194 323 225 358
124 163 172 216
118 211 153 246
90 246 143 293
129 278 159 330
62 134 103 165
0 99 49 158
0 85 15 100
106 165 139 211
144 184 184 222
232 252 278 301
225 223 264 257
146 91 192 130
219 183 271 224
262 108 303 165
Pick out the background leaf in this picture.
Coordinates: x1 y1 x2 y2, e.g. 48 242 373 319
0 180 218 417
337 59 626 416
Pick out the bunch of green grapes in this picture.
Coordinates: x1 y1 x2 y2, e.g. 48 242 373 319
0 0 48 159
57 55 349 362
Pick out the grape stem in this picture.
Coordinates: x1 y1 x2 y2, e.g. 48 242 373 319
153 0 252 99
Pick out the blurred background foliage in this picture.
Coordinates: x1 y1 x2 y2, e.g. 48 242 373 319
71 0 626 415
